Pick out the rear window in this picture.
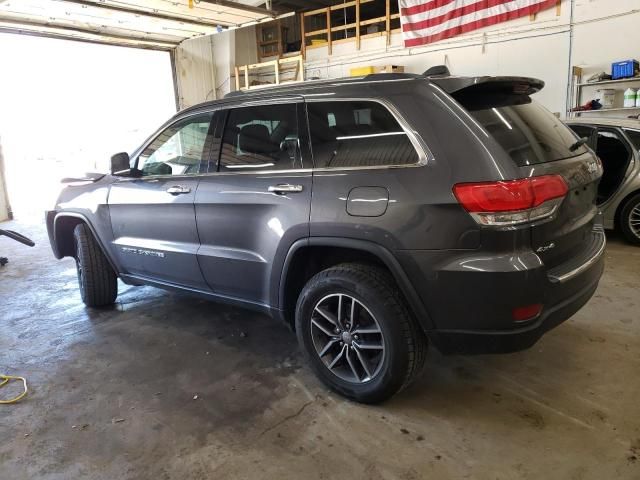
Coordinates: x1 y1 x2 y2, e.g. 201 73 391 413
624 129 640 150
459 98 588 166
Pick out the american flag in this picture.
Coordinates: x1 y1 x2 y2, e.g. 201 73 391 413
399 0 559 47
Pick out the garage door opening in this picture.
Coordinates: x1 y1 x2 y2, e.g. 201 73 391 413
0 33 177 219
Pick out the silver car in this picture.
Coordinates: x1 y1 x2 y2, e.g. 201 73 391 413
567 118 640 245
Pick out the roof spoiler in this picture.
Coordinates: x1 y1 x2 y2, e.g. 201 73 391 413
431 76 545 95
423 65 451 78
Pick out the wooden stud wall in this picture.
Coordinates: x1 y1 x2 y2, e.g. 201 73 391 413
301 0 400 56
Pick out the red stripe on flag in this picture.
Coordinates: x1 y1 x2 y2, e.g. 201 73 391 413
401 0 457 17
404 0 559 47
403 0 514 32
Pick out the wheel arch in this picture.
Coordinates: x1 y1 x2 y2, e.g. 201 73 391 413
53 212 119 272
277 237 434 332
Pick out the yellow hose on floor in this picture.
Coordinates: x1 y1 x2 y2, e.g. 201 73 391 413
0 374 28 404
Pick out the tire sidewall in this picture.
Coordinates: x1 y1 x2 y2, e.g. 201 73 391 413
296 270 410 402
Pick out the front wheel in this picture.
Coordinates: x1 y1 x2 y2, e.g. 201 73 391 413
73 224 118 307
619 193 640 245
295 263 426 403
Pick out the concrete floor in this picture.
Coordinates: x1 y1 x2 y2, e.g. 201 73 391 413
0 219 639 480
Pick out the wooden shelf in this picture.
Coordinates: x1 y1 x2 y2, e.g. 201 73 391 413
577 77 640 87
576 107 640 113
301 0 399 57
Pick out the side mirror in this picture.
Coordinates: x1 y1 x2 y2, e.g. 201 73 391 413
110 152 131 176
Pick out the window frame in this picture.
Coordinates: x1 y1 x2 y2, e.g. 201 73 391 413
304 97 430 171
129 109 217 179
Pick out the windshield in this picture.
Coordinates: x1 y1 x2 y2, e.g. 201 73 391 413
460 98 588 166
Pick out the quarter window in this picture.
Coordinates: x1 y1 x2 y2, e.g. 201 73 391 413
307 101 419 168
136 113 214 176
219 103 300 171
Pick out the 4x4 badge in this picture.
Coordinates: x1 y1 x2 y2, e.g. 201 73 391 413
536 242 556 253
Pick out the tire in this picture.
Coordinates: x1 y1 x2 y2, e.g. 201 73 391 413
295 263 427 403
73 224 118 307
619 193 640 245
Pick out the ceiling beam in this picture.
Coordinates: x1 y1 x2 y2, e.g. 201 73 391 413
197 0 278 18
0 17 182 46
55 0 236 28
0 25 174 50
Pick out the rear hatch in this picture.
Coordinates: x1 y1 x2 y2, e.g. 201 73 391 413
439 76 602 269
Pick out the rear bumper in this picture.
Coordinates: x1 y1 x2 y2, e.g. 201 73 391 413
428 259 602 354
395 227 605 354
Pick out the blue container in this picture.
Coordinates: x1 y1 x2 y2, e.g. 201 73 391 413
612 59 639 80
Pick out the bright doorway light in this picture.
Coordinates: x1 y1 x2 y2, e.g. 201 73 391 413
0 33 177 219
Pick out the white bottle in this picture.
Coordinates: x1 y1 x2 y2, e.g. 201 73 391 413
636 89 640 108
624 88 637 108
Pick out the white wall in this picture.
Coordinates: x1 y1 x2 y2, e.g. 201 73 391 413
0 140 10 222
175 35 217 108
175 26 257 108
175 0 640 117
303 0 640 116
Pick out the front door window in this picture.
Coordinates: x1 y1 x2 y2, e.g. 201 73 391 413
136 112 214 176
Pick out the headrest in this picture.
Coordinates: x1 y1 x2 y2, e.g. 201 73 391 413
238 124 276 154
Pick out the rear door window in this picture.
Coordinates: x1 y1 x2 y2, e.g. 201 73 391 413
219 103 300 172
624 129 640 150
306 101 419 168
460 99 588 166
569 125 596 146
595 128 632 202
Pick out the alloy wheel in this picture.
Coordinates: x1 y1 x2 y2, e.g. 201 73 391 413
629 203 640 239
310 293 385 384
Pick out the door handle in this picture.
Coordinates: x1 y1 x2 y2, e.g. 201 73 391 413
268 184 303 194
166 185 191 195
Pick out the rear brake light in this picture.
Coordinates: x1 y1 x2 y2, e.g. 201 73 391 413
453 175 568 226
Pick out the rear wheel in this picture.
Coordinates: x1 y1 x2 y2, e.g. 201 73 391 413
619 193 640 245
295 263 426 403
73 224 118 306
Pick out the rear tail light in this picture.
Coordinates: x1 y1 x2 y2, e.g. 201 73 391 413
453 175 568 226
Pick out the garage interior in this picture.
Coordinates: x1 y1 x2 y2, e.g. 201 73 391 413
1 1 640 479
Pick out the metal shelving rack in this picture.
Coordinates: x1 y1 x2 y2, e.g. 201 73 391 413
568 66 640 118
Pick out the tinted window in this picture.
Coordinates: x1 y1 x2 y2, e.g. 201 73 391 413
569 125 595 142
307 101 419 168
624 129 640 150
137 113 214 176
220 103 300 171
462 100 588 166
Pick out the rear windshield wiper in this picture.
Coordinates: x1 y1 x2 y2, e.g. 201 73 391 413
570 137 589 152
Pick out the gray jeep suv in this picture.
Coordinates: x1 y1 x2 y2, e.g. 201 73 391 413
46 71 605 403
